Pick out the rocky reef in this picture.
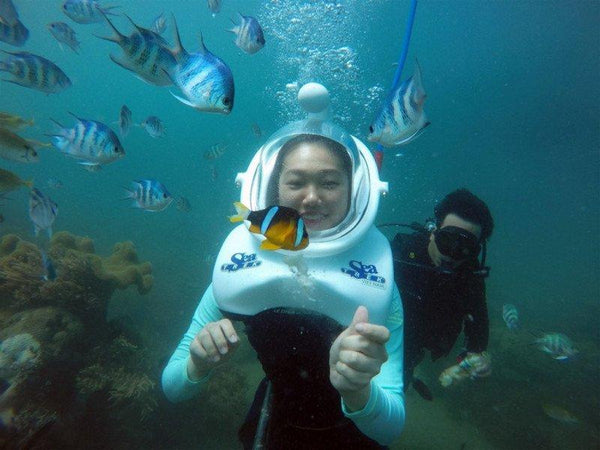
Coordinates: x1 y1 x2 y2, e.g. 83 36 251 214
0 232 157 449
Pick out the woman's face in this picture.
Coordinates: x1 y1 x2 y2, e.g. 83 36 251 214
278 143 350 231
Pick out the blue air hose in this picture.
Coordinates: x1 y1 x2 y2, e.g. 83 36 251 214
391 0 418 89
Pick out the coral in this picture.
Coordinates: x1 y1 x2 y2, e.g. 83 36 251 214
0 233 157 447
0 334 40 382
0 232 153 320
49 231 153 295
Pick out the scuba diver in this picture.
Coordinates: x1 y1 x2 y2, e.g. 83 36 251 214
162 83 405 449
386 189 493 400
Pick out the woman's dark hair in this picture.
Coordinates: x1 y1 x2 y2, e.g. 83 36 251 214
266 134 352 205
434 188 494 241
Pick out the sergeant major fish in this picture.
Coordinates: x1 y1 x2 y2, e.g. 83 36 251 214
0 51 71 94
166 16 234 114
118 104 132 137
535 332 578 360
97 11 176 86
141 116 165 138
502 303 519 331
0 0 19 24
368 60 429 147
228 14 265 55
203 143 225 160
29 188 58 237
125 179 173 212
229 202 309 251
0 18 28 47
49 114 125 170
62 0 116 24
48 22 80 54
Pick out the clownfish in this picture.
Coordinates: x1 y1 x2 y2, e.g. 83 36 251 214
229 202 309 251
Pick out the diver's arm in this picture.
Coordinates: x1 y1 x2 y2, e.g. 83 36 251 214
342 284 406 445
161 284 225 402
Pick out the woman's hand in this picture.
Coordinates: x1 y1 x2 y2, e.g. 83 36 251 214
329 306 390 411
187 319 240 381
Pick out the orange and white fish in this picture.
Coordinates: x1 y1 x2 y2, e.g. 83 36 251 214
229 202 309 251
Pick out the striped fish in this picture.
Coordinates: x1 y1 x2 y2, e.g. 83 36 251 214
368 60 429 147
0 18 28 47
203 143 225 160
62 0 116 24
0 0 19 25
97 12 176 86
29 188 58 238
502 304 519 331
50 114 125 169
141 116 165 138
229 202 309 251
535 333 578 361
48 22 80 54
118 104 132 137
0 51 71 94
125 179 173 212
228 14 265 54
167 16 234 114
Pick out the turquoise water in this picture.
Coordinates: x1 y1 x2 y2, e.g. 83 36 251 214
1 0 598 448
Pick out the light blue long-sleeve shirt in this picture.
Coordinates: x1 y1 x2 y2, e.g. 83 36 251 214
161 283 406 446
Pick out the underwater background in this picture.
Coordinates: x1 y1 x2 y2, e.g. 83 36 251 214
0 0 598 449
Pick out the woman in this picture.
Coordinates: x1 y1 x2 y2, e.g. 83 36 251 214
162 85 405 449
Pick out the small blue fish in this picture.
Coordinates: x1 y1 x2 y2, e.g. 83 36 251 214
228 14 265 55
0 51 71 94
502 304 519 331
151 12 166 34
119 104 132 138
48 22 80 54
97 11 176 86
125 179 173 212
29 188 58 237
535 333 578 360
0 18 28 47
41 250 57 281
50 114 125 170
141 116 165 138
62 0 116 24
368 60 429 147
166 16 234 114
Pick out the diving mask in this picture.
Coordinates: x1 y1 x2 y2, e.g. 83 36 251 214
434 226 481 261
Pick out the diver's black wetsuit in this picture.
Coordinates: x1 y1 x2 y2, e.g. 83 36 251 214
237 309 387 450
391 232 489 391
